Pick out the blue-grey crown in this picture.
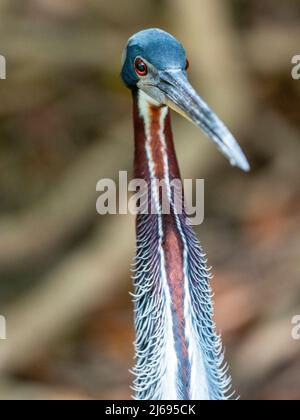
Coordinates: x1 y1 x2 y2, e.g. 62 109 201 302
121 28 187 87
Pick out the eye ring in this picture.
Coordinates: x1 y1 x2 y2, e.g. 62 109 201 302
135 58 148 77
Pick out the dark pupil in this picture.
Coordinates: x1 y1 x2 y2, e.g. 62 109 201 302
137 62 145 72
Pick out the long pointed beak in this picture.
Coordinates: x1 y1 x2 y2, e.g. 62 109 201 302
157 70 250 172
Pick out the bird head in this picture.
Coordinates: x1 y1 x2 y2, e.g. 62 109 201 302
121 28 250 172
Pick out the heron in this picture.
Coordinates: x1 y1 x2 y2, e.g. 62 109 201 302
121 28 250 401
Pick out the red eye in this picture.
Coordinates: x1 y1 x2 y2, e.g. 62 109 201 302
135 58 148 76
185 59 190 71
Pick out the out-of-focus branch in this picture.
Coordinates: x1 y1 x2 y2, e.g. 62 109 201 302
168 0 255 128
0 20 120 70
233 313 300 387
0 121 132 272
0 378 89 400
245 24 300 74
0 214 135 374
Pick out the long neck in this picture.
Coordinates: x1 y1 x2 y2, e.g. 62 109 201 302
131 89 232 401
133 90 181 183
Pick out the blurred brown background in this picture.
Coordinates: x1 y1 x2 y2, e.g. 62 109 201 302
0 0 300 400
